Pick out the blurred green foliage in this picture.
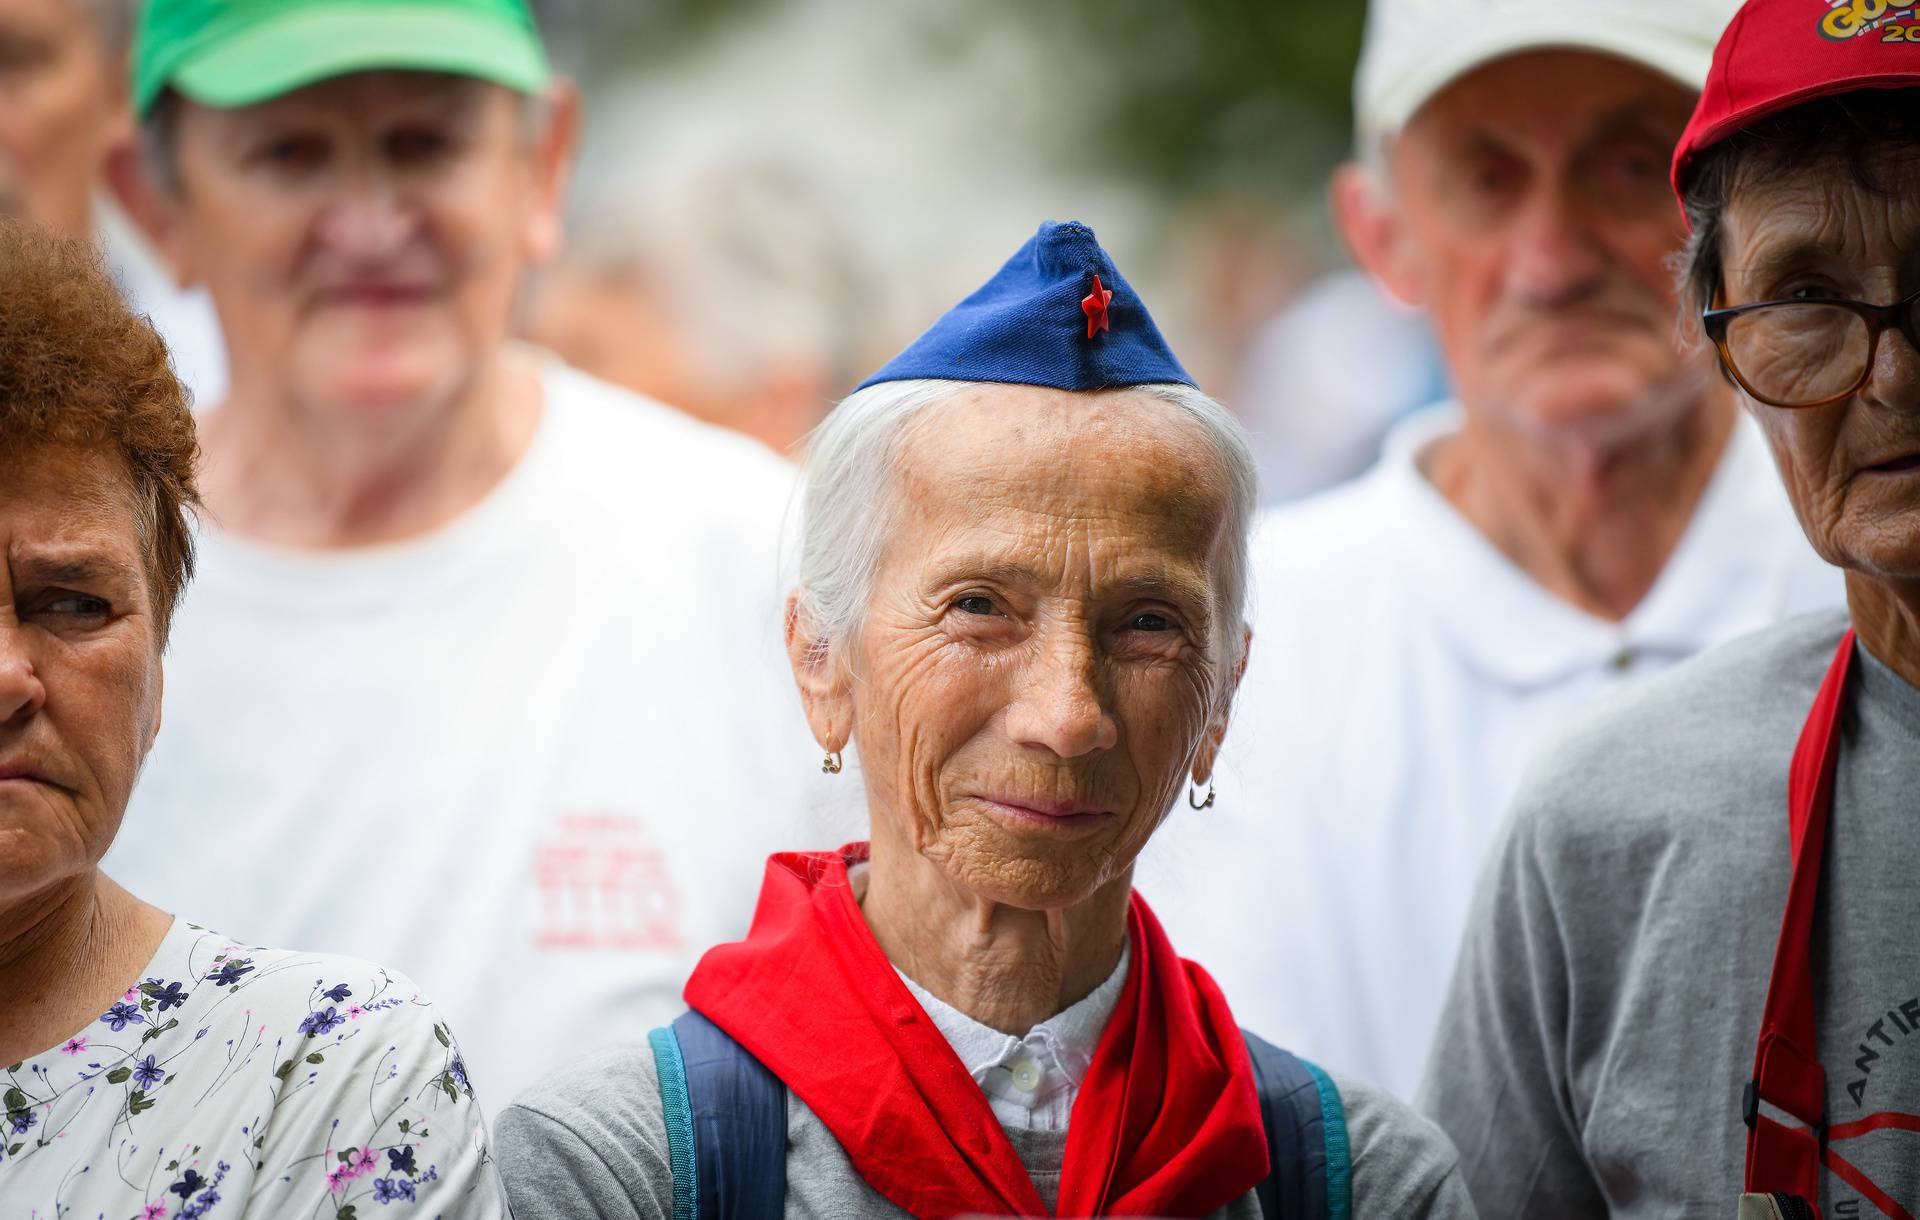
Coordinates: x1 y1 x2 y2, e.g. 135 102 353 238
1010 0 1367 202
542 0 1365 208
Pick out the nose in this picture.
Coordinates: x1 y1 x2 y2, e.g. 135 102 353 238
1862 320 1920 414
1004 628 1120 759
0 627 46 725
1503 183 1609 309
313 168 418 260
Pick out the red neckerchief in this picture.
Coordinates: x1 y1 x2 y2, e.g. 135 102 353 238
684 843 1269 1217
1746 630 1920 1220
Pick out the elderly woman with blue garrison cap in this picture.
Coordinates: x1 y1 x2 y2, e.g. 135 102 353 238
492 222 1477 1218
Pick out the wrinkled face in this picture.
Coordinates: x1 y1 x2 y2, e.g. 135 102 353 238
846 387 1239 910
0 0 123 238
0 445 163 907
1390 51 1702 438
1720 152 1920 581
158 71 564 417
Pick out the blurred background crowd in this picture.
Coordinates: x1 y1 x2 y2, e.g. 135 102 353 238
111 0 1445 498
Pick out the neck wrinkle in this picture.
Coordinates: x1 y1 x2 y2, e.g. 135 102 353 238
1847 571 1920 693
1429 385 1737 622
858 830 1131 1038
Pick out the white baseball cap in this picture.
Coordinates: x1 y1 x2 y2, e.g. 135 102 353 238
1353 0 1746 156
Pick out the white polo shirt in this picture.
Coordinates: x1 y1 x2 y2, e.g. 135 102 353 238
107 357 837 1118
1137 405 1843 1098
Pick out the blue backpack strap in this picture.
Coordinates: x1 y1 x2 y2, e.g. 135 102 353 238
646 1012 788 1220
1242 1030 1353 1220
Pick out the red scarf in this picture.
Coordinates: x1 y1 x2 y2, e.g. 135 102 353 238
683 844 1270 1217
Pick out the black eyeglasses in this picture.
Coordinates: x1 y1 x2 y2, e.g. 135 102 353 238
1701 286 1920 408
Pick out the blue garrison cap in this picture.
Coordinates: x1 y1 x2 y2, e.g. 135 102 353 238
856 220 1194 392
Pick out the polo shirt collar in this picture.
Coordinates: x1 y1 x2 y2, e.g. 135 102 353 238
1384 403 1797 690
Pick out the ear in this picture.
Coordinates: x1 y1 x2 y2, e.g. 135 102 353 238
1330 161 1422 310
1191 625 1251 786
522 78 582 268
105 138 197 289
785 592 855 756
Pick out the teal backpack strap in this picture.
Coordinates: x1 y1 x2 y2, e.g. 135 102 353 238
1242 1030 1354 1220
647 1025 699 1220
1298 1057 1353 1220
651 1012 788 1219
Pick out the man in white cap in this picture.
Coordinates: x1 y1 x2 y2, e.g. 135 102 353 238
101 0 825 1117
1139 0 1841 1099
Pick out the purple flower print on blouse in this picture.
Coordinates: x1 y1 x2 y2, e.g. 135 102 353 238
9 1110 37 1135
100 1001 145 1031
320 983 352 1004
372 1176 417 1203
144 979 188 1011
208 959 254 987
298 1007 345 1037
130 1055 166 1089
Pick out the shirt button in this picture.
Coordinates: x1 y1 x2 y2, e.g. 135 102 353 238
1009 1060 1042 1092
1609 647 1636 673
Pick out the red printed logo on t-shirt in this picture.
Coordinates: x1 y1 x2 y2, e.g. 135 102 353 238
532 814 685 952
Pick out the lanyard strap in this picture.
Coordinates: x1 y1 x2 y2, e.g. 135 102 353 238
1745 629 1856 1203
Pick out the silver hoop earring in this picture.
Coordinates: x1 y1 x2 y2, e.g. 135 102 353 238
1188 782 1215 810
821 751 843 775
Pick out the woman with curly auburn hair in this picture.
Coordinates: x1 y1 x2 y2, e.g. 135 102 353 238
0 220 508 1219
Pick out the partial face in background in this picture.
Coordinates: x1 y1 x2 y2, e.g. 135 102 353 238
0 445 163 907
148 71 571 420
1369 52 1702 439
0 0 124 237
1718 150 1920 582
809 388 1243 911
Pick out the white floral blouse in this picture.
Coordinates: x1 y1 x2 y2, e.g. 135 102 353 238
0 919 506 1219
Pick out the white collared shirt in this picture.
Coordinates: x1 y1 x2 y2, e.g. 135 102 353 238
1138 404 1844 1099
897 948 1130 1134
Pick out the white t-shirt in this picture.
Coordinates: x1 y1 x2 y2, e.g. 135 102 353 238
107 360 835 1118
1136 405 1844 1099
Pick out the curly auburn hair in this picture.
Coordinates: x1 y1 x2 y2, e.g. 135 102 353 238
0 218 201 639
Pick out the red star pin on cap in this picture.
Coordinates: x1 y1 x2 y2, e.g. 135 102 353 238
1081 274 1113 339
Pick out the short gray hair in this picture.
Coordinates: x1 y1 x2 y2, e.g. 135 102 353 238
794 377 1258 668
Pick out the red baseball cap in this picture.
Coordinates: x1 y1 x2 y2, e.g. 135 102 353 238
1672 0 1920 201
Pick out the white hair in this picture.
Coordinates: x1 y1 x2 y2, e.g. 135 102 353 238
794 376 1259 669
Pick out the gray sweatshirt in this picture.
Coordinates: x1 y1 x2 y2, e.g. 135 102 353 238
1422 610 1920 1217
494 1037 1474 1217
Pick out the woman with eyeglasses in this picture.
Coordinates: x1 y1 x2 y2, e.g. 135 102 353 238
1420 2 1920 1216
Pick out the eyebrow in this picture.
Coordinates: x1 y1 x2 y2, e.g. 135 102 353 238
1729 239 1843 295
1583 103 1683 148
926 557 1217 611
12 554 138 587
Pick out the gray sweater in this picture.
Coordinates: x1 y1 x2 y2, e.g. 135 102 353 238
1422 611 1920 1216
495 1037 1473 1217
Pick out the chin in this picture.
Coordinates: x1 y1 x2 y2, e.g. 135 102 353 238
298 358 468 420
1828 504 1920 581
934 829 1117 913
292 321 472 419
1491 367 1692 440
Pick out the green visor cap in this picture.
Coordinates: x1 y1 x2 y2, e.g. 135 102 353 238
134 0 549 116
